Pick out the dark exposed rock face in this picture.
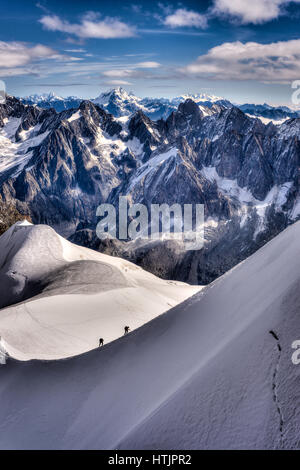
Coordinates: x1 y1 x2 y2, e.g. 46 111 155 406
0 196 32 236
239 102 300 120
0 95 300 284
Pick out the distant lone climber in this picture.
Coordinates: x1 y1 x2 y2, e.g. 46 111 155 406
99 338 104 347
124 326 130 335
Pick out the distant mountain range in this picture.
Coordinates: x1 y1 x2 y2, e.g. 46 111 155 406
20 92 82 112
1 94 300 284
92 87 230 120
239 103 300 123
20 87 300 123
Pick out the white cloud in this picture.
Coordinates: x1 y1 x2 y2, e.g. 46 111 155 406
39 13 136 39
102 80 133 85
181 38 300 83
101 61 160 80
212 0 300 24
102 69 147 79
0 67 38 78
0 41 58 68
0 41 85 77
65 48 86 53
135 61 161 68
164 8 208 28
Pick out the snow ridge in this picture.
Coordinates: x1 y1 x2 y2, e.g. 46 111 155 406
269 330 284 448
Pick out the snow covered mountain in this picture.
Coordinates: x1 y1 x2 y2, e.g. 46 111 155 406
171 92 232 107
21 88 230 119
0 221 200 360
1 221 300 449
93 87 148 117
239 102 299 124
21 87 300 123
93 88 229 119
0 95 300 284
22 92 65 103
21 87 229 119
20 92 82 112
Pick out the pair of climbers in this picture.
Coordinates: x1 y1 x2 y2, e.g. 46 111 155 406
99 326 130 348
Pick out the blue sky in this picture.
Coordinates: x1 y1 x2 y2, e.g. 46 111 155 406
1 0 300 104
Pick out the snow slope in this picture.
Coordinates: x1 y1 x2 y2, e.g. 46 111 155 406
0 221 300 449
0 222 200 361
0 118 49 176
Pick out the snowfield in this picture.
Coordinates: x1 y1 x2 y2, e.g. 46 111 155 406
0 118 49 176
0 221 300 449
0 222 201 361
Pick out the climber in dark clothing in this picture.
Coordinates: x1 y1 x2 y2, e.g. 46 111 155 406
124 326 130 335
99 338 104 347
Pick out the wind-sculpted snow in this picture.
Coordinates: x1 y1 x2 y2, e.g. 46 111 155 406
0 222 300 449
0 222 200 360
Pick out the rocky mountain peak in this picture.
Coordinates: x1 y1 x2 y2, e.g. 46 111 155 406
1 94 300 286
178 99 202 117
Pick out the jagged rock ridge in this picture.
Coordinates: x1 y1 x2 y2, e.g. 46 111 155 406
0 95 299 284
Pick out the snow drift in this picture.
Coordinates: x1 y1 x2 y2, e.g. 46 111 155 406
0 222 200 360
0 221 300 449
